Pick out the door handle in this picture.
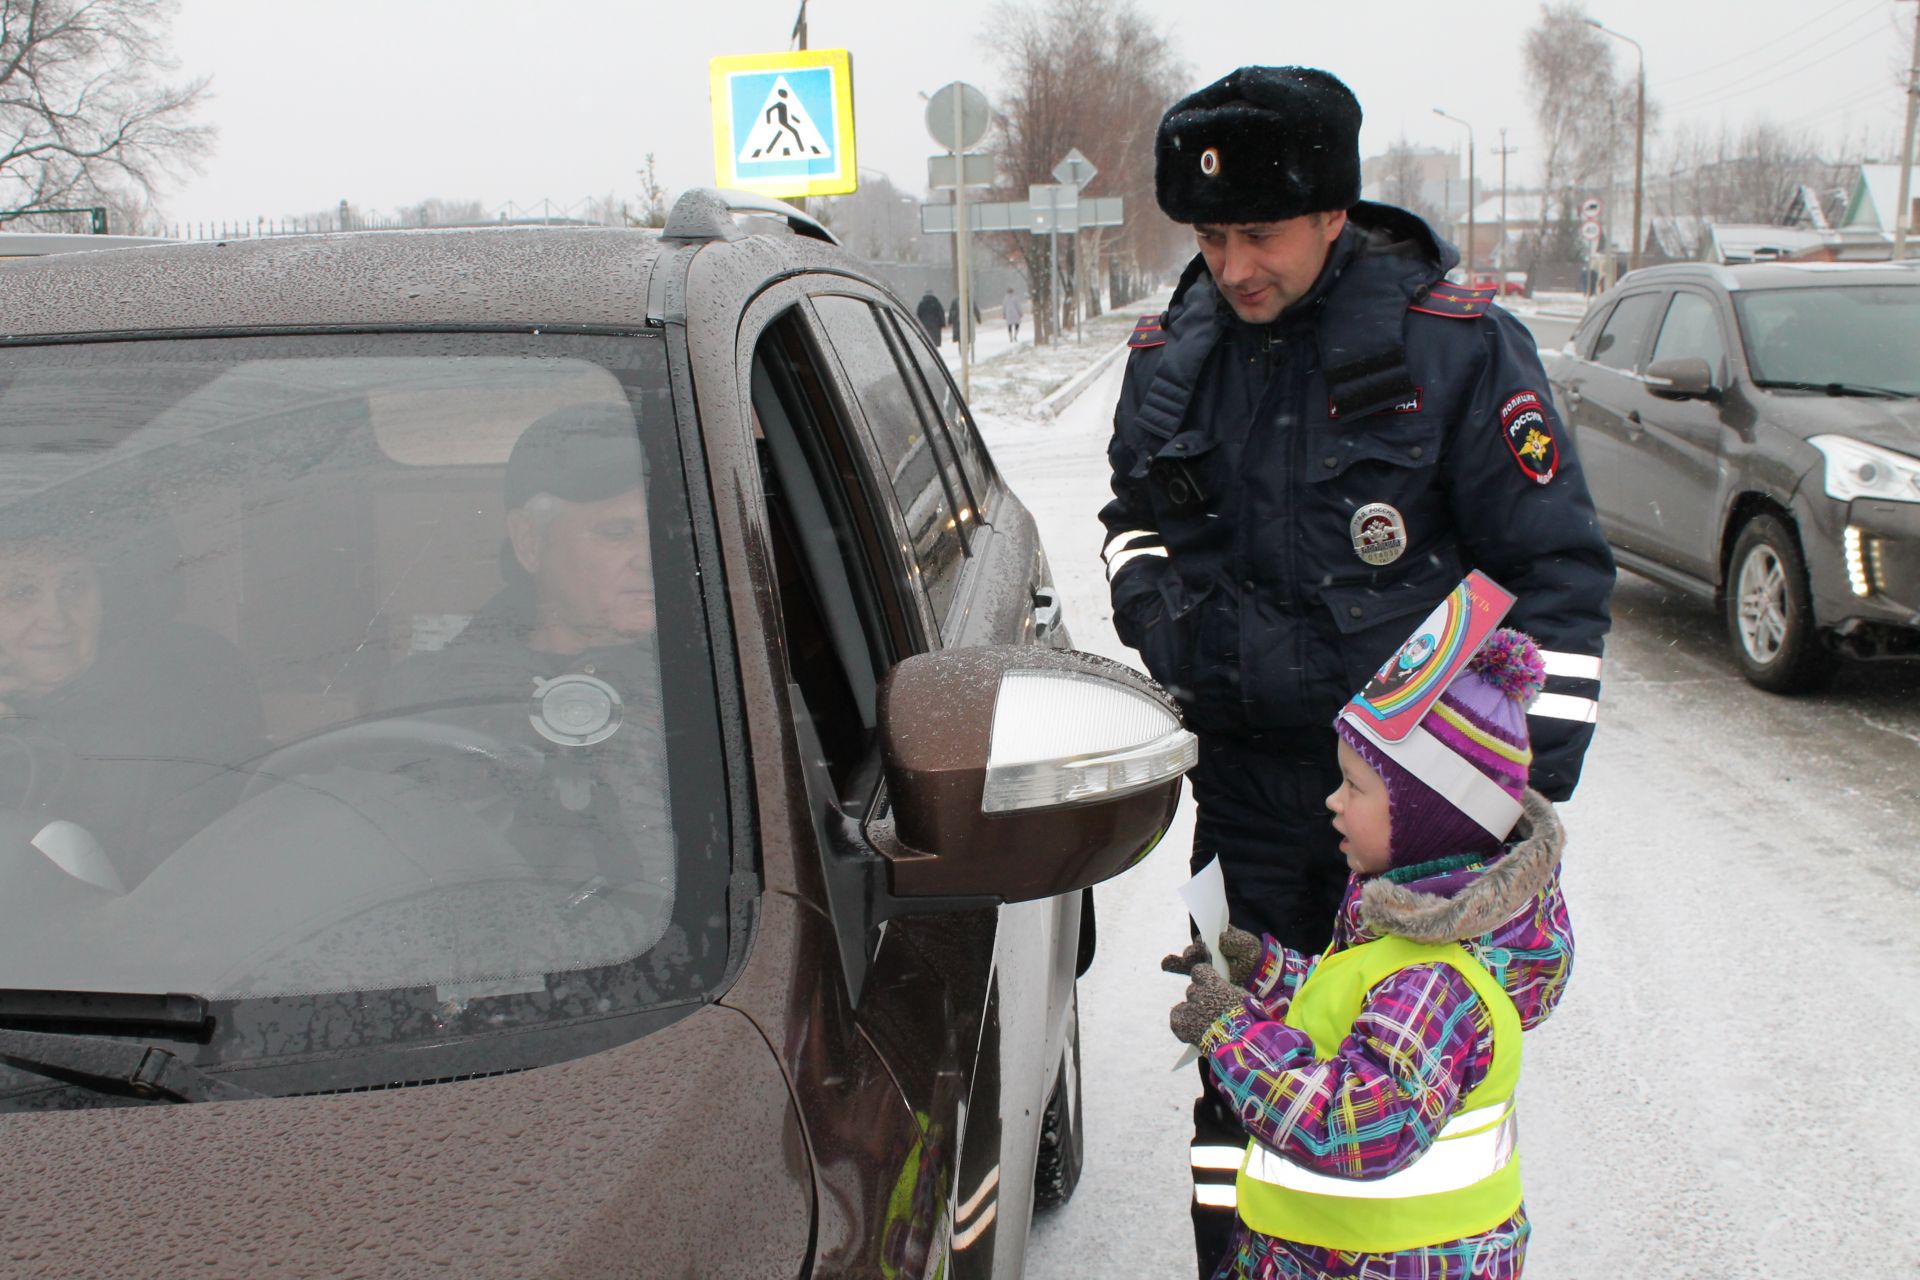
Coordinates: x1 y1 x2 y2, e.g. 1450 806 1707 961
1032 586 1063 643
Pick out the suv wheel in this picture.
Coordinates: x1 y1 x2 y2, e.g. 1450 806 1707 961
1032 986 1084 1210
1726 514 1837 693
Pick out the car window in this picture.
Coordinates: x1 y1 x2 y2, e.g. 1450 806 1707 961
749 312 903 793
890 310 997 508
811 293 969 629
1649 291 1729 385
1733 285 1920 396
0 332 730 1073
1589 291 1666 372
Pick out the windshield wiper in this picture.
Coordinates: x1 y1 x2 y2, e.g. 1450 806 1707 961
1752 379 1913 398
0 1027 261 1104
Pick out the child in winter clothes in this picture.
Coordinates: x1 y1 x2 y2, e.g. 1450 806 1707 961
1167 627 1574 1280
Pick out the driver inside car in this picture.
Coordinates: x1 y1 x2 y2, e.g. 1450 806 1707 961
375 403 671 900
0 522 266 889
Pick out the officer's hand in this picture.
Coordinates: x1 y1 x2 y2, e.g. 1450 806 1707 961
1169 963 1248 1047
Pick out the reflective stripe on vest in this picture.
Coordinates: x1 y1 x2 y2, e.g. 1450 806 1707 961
1236 934 1524 1253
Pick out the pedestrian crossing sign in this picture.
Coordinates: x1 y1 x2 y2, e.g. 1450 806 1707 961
709 48 857 198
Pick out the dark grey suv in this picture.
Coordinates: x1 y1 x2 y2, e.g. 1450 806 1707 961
1548 261 1920 691
0 190 1192 1277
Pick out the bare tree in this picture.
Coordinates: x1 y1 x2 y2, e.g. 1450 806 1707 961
1521 2 1646 266
818 169 922 263
1654 121 1847 228
0 0 213 229
1378 139 1445 229
983 0 1187 342
635 153 670 228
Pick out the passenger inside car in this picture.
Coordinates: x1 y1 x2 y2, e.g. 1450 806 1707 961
0 516 265 889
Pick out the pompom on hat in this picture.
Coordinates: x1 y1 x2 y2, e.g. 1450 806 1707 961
1333 574 1547 867
1154 66 1363 225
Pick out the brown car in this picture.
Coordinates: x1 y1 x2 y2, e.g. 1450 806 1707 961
0 191 1192 1277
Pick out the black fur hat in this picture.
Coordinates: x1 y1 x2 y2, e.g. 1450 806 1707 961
1155 66 1362 224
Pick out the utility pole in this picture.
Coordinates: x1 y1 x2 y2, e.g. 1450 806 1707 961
1896 0 1920 260
789 0 809 213
1495 130 1518 276
1587 18 1645 272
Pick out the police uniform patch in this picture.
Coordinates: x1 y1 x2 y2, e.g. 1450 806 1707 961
1350 502 1407 565
1127 313 1167 349
1499 390 1558 484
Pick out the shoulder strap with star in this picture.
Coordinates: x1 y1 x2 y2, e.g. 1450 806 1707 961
1408 283 1497 319
1413 282 1497 320
1127 312 1168 349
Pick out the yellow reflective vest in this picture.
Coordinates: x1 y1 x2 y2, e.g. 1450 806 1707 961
1235 934 1523 1253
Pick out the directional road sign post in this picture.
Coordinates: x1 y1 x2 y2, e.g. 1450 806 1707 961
709 48 858 199
925 80 991 396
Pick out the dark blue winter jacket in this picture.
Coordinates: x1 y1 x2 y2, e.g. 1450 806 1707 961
1099 202 1613 798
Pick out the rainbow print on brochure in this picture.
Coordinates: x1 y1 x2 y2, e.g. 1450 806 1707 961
1344 571 1516 743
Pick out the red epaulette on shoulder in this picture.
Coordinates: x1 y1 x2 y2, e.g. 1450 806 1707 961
1409 284 1496 319
1127 312 1168 348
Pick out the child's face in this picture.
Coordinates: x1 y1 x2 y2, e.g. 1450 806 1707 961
1327 738 1393 875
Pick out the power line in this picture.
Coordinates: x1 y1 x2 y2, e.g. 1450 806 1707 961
1668 15 1897 112
1659 0 1881 86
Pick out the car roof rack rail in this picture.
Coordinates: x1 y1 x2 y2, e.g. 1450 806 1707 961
663 188 840 247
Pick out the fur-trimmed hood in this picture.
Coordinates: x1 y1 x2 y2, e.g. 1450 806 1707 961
1336 790 1574 1029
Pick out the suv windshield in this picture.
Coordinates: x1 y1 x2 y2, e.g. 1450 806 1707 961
1734 284 1920 395
0 332 729 1099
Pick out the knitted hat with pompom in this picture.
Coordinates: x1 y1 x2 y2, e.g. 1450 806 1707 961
1336 629 1546 868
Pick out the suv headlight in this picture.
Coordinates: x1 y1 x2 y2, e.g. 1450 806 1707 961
1809 435 1920 504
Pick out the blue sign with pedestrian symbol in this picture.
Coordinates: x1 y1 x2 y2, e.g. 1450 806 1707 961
710 49 858 198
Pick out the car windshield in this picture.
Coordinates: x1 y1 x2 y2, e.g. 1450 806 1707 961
1734 284 1920 395
0 332 730 1096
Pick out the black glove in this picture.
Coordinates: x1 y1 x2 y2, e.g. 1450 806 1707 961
1169 963 1248 1047
1159 925 1262 986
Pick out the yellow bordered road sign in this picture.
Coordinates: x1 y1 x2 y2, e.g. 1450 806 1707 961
709 48 857 198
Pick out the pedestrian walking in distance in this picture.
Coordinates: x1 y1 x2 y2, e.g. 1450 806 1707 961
1096 64 1612 1274
1167 618 1572 1280
915 289 945 348
1004 287 1024 342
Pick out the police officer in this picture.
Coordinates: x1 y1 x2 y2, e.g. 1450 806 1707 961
1097 66 1613 1275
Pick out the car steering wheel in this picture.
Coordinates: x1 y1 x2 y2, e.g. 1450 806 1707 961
0 731 77 811
238 715 548 805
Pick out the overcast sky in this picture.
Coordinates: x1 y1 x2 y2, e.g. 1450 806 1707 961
161 0 1914 227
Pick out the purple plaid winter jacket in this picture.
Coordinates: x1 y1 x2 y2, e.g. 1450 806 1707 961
1199 790 1573 1280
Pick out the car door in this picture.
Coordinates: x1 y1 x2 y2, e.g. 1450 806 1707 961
1629 288 1736 579
1561 289 1668 550
808 289 1080 1274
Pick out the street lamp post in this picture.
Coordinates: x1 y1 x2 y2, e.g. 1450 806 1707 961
1587 18 1645 272
1433 109 1475 277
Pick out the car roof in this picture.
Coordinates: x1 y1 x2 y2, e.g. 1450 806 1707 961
1611 259 1920 294
0 191 864 341
0 227 676 338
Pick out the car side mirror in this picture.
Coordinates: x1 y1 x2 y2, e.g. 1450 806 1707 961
870 646 1193 904
1645 356 1718 401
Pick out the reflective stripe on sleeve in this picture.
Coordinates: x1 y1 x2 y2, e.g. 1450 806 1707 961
1101 529 1160 563
1193 1183 1239 1208
1527 692 1599 723
1106 545 1168 579
1190 1144 1248 1171
1242 1102 1516 1200
1537 650 1603 681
